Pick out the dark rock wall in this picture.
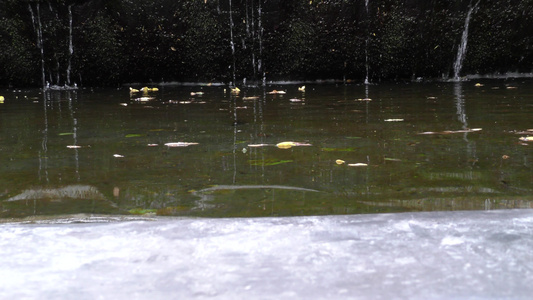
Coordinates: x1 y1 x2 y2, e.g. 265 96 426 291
0 0 531 87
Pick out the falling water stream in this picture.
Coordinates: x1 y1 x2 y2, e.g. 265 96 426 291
28 3 46 89
453 1 479 80
66 5 73 86
364 0 370 84
229 0 236 86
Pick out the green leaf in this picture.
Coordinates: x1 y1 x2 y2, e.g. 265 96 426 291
248 159 293 166
321 147 358 152
128 208 157 215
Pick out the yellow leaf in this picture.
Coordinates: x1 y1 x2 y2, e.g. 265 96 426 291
276 142 295 149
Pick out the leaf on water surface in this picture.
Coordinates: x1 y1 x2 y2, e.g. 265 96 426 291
276 141 312 149
335 159 345 165
140 87 159 92
418 128 482 135
125 134 142 138
322 147 357 152
290 98 304 102
384 157 402 162
119 103 128 106
356 98 372 101
133 97 155 102
243 96 259 100
59 132 74 136
248 143 273 148
519 136 533 142
190 92 204 96
249 159 293 166
164 142 199 147
267 90 286 95
384 119 404 122
66 145 81 149
147 144 159 147
113 154 124 158
347 163 368 167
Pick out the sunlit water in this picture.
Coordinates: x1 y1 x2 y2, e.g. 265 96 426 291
1 80 532 218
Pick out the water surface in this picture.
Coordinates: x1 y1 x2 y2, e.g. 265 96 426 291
1 80 532 218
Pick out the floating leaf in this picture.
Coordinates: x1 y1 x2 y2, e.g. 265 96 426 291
418 128 482 135
113 154 124 158
147 144 159 147
384 158 402 162
243 96 259 100
519 136 533 142
165 142 199 147
356 98 371 101
384 119 404 122
322 147 357 152
298 86 305 92
125 134 142 138
248 143 272 148
290 98 304 102
140 87 159 92
59 132 74 136
134 97 155 102
276 141 312 149
249 159 293 166
66 145 81 149
336 159 345 165
348 163 368 167
268 90 286 94
190 92 204 96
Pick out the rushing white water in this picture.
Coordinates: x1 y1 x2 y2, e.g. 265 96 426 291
2 209 532 299
453 1 479 81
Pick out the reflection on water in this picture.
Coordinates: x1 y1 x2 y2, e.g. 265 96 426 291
1 80 532 218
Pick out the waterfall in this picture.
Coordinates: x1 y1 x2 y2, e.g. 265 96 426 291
28 3 46 89
364 0 370 84
229 0 236 86
66 5 73 86
453 1 479 81
258 0 265 86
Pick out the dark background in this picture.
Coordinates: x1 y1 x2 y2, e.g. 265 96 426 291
0 0 531 87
